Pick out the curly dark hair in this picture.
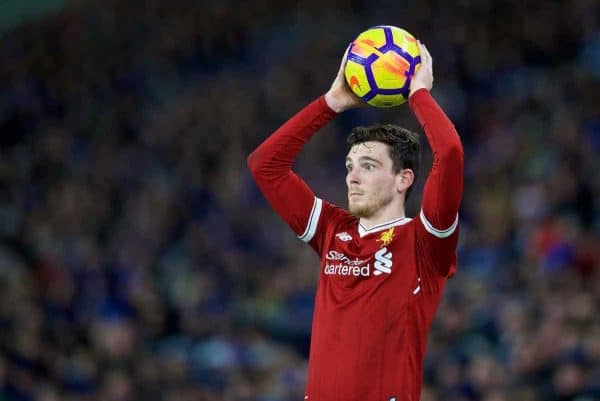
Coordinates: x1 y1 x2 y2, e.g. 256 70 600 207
346 124 421 199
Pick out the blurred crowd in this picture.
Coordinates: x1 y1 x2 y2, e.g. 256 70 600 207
0 1 598 400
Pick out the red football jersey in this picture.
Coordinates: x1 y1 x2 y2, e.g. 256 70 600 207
300 198 457 401
248 89 463 401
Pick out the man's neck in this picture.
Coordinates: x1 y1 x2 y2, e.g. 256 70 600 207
359 206 406 230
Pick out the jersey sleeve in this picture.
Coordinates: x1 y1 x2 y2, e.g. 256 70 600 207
248 96 339 252
409 89 464 277
298 198 350 256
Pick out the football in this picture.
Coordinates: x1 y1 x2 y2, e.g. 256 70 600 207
344 26 421 107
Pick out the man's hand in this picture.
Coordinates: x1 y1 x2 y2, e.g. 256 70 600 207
409 42 433 97
324 45 364 113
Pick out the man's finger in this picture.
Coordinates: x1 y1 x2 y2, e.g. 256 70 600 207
421 46 431 68
339 42 352 72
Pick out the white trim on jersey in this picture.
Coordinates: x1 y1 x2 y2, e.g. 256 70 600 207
358 217 412 237
298 197 323 243
419 209 458 238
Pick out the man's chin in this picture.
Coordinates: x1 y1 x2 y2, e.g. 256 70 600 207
349 202 374 218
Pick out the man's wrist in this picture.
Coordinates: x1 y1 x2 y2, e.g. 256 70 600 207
409 86 429 99
324 91 344 113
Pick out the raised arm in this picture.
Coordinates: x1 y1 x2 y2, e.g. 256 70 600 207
247 96 336 238
409 43 464 276
248 47 361 240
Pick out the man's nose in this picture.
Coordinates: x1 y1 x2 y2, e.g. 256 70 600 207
347 169 360 184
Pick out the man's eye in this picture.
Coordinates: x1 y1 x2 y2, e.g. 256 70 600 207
364 163 374 170
346 165 352 172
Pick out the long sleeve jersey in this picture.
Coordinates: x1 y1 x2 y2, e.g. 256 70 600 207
248 89 463 401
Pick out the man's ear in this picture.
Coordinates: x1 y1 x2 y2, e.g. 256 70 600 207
395 169 414 193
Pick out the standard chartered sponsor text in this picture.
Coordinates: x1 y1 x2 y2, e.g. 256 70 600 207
324 263 370 276
325 251 369 265
324 251 372 276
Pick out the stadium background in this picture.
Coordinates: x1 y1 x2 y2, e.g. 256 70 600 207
0 1 598 400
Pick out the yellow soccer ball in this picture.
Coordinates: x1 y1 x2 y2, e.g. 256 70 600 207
344 26 421 107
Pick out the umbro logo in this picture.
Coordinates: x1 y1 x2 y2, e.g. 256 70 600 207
336 231 352 241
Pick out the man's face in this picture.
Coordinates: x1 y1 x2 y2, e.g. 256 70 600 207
345 141 397 218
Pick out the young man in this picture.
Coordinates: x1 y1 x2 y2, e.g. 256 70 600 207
248 42 463 401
